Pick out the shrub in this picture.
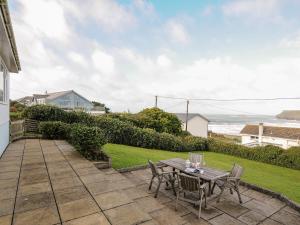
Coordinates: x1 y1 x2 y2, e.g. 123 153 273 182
183 136 208 151
276 147 300 170
24 105 68 121
158 132 186 152
10 112 23 121
137 107 182 134
39 121 70 140
69 124 107 160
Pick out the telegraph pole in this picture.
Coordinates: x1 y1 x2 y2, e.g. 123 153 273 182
185 99 189 131
155 95 158 107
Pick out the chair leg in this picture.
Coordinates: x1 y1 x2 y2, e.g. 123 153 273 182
211 182 216 195
204 191 207 208
198 194 203 219
154 177 162 198
230 188 233 195
235 186 243 204
149 176 155 190
175 191 179 211
217 186 225 203
171 180 176 196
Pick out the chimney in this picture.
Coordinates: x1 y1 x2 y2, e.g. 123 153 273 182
258 123 263 146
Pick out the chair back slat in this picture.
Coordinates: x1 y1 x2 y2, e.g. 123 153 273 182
189 153 203 166
179 173 199 192
148 160 159 176
230 164 244 179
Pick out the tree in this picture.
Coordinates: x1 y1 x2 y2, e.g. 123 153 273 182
137 107 182 135
92 101 110 113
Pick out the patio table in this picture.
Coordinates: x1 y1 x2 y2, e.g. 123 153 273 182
160 158 230 196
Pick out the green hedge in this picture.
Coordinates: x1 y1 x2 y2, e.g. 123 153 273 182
28 105 300 169
39 121 107 160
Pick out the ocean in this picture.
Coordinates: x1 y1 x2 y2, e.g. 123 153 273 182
205 114 300 135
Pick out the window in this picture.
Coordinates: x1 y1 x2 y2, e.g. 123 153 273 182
0 62 7 103
250 136 258 140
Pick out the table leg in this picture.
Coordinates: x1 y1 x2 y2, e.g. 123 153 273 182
208 181 212 197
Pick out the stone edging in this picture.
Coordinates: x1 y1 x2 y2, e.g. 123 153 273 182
117 164 300 213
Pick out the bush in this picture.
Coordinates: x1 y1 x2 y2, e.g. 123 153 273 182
183 136 208 151
137 107 182 134
69 124 107 160
10 112 23 121
39 121 70 140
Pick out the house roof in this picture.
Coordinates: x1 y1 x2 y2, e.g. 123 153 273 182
175 113 209 123
240 124 300 140
45 90 73 100
16 96 33 102
0 0 21 71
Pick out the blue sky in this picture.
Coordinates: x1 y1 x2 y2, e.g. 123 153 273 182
9 0 300 114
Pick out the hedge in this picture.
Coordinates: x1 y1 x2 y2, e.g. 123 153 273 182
27 105 300 169
39 121 107 160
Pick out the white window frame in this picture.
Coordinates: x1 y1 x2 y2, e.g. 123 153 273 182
0 58 8 104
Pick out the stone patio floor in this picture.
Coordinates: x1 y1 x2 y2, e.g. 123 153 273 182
0 139 299 225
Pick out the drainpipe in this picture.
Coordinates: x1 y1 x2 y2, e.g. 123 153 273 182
258 123 263 146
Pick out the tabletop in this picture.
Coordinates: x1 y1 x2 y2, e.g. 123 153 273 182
160 158 230 181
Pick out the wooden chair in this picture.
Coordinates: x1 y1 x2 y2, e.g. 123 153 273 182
212 163 244 203
148 160 176 198
176 173 208 219
189 153 203 166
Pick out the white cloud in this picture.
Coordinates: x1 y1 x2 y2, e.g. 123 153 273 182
62 0 136 32
133 0 155 16
92 49 115 74
68 52 87 67
165 20 190 44
202 5 214 16
21 0 70 41
157 55 172 68
222 0 281 22
279 32 300 48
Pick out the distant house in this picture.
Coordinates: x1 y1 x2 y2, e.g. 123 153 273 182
240 123 300 149
0 1 21 155
88 106 106 116
175 113 209 138
17 90 94 112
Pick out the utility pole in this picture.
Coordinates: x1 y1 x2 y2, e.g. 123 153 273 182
155 95 158 107
185 99 189 131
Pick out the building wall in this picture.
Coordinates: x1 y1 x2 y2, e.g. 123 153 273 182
241 135 300 149
0 59 9 156
182 116 208 138
47 91 93 111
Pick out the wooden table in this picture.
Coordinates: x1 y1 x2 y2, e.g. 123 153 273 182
160 158 230 196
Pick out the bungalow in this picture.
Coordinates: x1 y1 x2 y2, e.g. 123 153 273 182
0 1 21 155
16 90 95 112
240 123 300 149
175 113 209 138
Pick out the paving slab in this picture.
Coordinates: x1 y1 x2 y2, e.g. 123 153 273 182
0 214 12 225
104 203 152 225
270 209 300 225
212 199 249 218
94 191 133 210
63 212 111 225
149 207 186 225
238 211 266 225
242 199 281 217
54 185 90 204
182 213 211 225
13 206 60 225
18 182 51 196
58 197 100 222
0 198 15 217
210 213 246 225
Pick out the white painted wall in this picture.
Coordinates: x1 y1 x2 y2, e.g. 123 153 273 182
241 135 300 149
182 116 208 138
0 62 9 156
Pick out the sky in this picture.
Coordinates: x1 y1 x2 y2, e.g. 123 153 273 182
8 0 300 115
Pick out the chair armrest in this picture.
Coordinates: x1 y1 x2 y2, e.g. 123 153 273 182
200 182 209 190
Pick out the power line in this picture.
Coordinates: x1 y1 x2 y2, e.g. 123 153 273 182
156 95 300 102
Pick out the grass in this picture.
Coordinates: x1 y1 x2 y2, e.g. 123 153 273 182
103 143 300 203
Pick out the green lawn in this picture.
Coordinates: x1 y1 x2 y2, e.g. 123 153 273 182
103 143 300 203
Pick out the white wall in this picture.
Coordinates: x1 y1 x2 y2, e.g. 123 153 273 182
241 135 300 149
0 66 9 156
182 116 208 138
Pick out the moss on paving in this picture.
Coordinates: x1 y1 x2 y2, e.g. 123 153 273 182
103 143 300 203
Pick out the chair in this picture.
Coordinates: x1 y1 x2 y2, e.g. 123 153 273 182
148 160 176 198
212 163 244 203
189 153 204 166
175 173 208 219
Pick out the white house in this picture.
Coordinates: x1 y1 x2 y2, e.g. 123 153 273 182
240 123 300 149
175 113 209 138
0 1 21 156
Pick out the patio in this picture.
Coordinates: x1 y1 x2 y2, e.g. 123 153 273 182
0 139 299 225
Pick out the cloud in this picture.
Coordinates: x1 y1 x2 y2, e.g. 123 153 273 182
20 0 70 42
165 20 190 44
92 49 115 74
62 0 136 32
222 0 282 22
133 0 155 16
68 52 87 67
157 55 172 68
279 32 300 48
202 5 214 16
